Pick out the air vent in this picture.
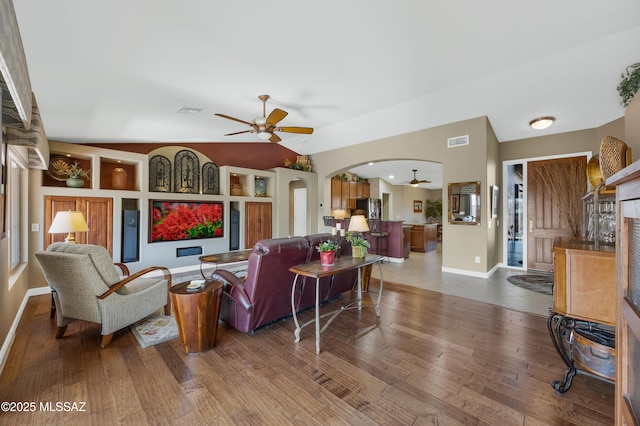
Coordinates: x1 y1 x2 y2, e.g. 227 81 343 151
447 135 469 148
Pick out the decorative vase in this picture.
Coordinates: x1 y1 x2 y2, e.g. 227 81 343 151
320 251 335 266
111 167 127 190
66 177 84 188
352 246 367 259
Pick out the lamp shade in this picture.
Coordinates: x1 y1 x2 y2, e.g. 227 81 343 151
48 211 89 243
348 215 370 233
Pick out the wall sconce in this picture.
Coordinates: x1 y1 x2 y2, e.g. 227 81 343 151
48 211 89 243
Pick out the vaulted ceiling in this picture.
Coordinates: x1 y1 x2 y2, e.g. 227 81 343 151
12 0 640 184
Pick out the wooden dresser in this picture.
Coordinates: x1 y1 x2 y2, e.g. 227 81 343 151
552 238 616 326
548 237 616 394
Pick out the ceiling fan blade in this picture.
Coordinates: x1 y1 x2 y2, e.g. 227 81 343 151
419 179 431 183
224 130 252 136
266 108 288 126
215 113 253 126
269 133 281 143
276 126 314 134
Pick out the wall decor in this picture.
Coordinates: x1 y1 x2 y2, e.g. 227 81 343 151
0 135 6 239
149 200 223 243
448 181 481 225
491 185 499 218
202 162 220 195
255 177 267 197
413 200 422 213
174 150 200 194
149 155 171 192
451 194 460 213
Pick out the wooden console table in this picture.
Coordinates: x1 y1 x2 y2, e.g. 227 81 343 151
289 255 384 354
547 238 616 393
199 249 252 279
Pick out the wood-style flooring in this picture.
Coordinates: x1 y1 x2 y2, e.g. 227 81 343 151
0 280 614 425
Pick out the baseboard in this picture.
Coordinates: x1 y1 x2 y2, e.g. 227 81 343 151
0 286 50 377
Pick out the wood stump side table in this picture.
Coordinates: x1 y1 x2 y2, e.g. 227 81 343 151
170 279 223 354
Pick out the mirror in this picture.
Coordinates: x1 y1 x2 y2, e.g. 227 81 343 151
448 181 480 225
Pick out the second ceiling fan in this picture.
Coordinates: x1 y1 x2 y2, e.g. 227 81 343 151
215 95 314 143
407 169 431 187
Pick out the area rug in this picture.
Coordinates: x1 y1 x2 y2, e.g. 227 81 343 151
506 274 554 295
130 311 178 348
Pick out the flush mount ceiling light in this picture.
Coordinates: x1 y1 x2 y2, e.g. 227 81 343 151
529 116 555 130
177 107 202 114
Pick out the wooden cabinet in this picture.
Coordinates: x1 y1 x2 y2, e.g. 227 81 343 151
245 202 272 248
44 196 114 255
409 224 438 253
608 160 640 425
551 238 616 325
330 179 353 210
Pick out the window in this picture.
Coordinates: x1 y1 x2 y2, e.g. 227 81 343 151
8 148 27 277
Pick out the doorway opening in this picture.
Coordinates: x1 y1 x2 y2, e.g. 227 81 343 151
506 163 524 268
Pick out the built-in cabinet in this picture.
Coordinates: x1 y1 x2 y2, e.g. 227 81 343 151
245 202 272 248
44 195 114 255
608 160 640 425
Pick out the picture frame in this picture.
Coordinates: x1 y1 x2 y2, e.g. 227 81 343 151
0 136 6 240
451 194 460 213
491 185 499 218
413 200 422 213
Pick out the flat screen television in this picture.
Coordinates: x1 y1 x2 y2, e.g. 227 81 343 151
149 200 223 243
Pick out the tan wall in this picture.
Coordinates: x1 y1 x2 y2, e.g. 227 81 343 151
312 116 492 274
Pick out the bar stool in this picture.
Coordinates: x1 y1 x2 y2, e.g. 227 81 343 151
368 219 389 257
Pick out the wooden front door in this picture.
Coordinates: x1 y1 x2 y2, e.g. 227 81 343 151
44 196 114 255
245 202 272 248
526 156 586 271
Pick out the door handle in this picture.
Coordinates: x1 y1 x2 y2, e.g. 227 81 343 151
529 221 534 232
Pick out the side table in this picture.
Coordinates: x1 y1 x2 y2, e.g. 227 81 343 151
170 279 223 354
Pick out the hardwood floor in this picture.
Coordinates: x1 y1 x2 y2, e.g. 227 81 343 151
0 280 614 425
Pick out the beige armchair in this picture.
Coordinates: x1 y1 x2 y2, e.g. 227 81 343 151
35 243 172 348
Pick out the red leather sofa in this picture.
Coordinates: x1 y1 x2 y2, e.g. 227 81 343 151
213 234 357 333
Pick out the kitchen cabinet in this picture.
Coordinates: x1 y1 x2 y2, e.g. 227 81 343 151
409 224 437 252
245 202 272 248
330 179 353 210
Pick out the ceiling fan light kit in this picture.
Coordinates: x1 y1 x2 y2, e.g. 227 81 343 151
215 95 314 144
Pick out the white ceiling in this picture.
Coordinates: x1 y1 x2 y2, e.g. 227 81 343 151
12 1 640 188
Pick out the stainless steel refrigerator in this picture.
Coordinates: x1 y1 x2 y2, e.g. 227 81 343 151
355 198 381 219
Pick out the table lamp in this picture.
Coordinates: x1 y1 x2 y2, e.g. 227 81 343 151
48 211 89 243
348 215 370 234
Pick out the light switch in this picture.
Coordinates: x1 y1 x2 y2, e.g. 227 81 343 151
31 223 40 232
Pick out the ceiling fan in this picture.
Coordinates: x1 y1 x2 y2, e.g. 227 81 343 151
406 169 431 187
215 95 314 143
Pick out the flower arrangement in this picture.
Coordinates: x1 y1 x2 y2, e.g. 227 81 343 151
51 159 91 179
317 239 340 252
151 201 223 242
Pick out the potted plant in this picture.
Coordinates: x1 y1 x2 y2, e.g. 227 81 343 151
317 240 340 266
51 159 91 187
424 199 442 223
346 233 370 258
617 62 640 108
